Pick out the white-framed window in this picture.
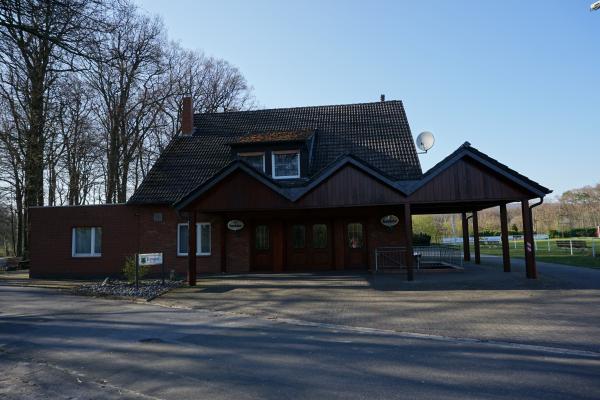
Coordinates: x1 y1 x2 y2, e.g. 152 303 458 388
272 150 300 179
238 152 265 172
72 227 102 257
177 223 211 256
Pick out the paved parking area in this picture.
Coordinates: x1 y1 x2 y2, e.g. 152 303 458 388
1 285 599 400
155 259 600 353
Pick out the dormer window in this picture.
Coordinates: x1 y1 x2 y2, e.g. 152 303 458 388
238 152 265 172
272 150 300 179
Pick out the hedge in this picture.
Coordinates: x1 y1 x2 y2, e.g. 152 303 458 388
413 233 431 246
549 228 597 238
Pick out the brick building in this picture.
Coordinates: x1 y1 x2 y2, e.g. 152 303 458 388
30 98 551 282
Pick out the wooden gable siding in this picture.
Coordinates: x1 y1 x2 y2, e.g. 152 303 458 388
186 165 406 211
409 157 533 203
295 165 404 208
187 170 290 211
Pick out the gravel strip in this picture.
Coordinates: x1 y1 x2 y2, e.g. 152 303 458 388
75 279 183 300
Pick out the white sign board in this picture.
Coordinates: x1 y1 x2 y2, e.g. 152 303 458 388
380 215 399 227
227 219 245 231
138 253 163 266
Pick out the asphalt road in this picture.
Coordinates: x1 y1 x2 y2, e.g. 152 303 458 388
1 286 599 400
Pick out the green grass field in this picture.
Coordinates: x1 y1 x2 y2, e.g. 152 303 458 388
476 238 600 269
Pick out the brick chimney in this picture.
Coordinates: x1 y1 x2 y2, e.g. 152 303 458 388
181 96 194 136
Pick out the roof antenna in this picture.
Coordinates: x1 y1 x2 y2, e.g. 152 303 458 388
380 94 385 102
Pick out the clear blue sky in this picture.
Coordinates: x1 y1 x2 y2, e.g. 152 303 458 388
137 0 599 197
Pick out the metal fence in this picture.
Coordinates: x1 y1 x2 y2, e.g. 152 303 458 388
413 245 463 269
374 245 463 273
479 237 598 257
374 247 407 273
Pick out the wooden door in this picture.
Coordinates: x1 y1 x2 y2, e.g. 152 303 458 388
287 223 308 270
285 221 333 271
251 222 273 271
309 222 332 269
344 221 368 269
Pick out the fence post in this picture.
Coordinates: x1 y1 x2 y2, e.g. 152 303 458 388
375 249 378 273
593 239 596 258
547 239 550 252
570 240 573 256
534 238 537 251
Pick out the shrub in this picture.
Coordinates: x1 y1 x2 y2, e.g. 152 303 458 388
122 255 150 283
413 233 431 246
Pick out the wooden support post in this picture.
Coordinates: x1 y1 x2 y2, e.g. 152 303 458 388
461 212 470 261
220 216 227 273
272 220 284 273
521 200 537 279
333 219 345 271
188 212 197 286
472 211 481 264
499 204 511 272
404 203 414 281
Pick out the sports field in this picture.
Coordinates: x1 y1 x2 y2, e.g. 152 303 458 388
477 237 600 268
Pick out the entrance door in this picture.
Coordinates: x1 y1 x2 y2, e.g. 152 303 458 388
286 221 332 271
252 223 272 271
345 221 368 269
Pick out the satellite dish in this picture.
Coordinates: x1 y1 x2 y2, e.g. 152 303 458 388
416 131 435 153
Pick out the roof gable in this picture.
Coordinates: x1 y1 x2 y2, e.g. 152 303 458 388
408 142 552 198
174 155 408 211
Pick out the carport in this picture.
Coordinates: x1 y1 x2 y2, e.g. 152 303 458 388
403 142 552 280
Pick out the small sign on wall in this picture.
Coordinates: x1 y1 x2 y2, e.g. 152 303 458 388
138 253 163 266
227 219 245 231
380 215 399 228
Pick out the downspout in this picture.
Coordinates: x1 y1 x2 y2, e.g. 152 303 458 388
530 197 544 210
529 197 544 232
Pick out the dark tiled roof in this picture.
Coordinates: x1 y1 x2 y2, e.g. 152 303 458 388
229 129 315 145
129 101 422 205
194 101 422 179
128 135 234 204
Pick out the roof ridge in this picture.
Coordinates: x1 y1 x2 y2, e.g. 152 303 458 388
193 100 404 117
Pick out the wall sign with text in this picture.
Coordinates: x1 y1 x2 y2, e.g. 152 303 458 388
138 253 163 266
380 215 399 228
227 219 245 231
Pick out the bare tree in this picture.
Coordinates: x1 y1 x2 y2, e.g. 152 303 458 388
54 75 103 205
85 1 168 203
0 0 256 258
0 110 25 255
0 0 109 254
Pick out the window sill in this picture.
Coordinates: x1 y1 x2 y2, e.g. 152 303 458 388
72 254 102 258
176 254 212 257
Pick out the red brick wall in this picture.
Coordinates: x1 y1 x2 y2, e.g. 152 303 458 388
29 205 138 278
366 210 407 270
225 227 251 273
29 205 232 279
30 204 405 278
136 206 224 276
